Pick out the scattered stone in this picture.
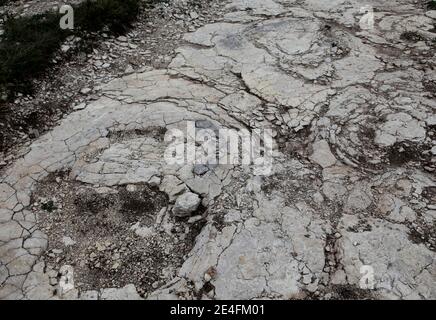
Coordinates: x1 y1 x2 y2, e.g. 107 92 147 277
193 164 209 175
173 192 201 217
310 140 337 168
73 103 86 111
190 11 199 19
80 88 92 95
425 10 436 19
61 45 71 53
62 236 76 247
57 265 75 297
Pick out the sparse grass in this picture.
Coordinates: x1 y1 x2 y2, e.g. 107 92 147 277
0 12 69 96
0 0 142 99
428 1 436 10
74 0 140 34
0 0 18 6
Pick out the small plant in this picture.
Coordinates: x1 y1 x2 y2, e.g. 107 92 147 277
41 200 57 212
0 0 143 99
428 1 436 10
0 12 70 95
74 0 140 34
0 0 12 6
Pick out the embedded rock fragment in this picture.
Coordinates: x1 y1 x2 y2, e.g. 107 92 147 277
173 192 201 217
310 140 337 168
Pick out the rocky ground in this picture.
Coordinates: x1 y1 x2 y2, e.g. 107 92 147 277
0 0 224 164
1 0 436 300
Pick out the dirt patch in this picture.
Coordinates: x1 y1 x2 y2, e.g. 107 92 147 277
33 171 205 296
346 219 372 233
423 79 436 96
407 223 436 252
387 142 422 166
107 126 167 143
262 172 323 205
400 31 425 42
276 125 312 159
386 141 432 168
422 186 436 203
330 285 375 300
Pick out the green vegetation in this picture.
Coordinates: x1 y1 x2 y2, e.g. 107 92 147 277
0 0 142 98
428 1 436 10
0 0 19 7
74 0 140 34
0 12 69 96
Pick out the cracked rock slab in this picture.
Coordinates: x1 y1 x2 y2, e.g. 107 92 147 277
1 0 436 300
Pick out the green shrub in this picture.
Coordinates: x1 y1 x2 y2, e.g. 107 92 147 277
75 0 140 34
429 1 436 10
0 0 142 98
0 12 69 94
0 0 20 6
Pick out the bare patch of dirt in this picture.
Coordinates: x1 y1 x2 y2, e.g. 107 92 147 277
107 126 167 143
400 31 425 42
386 141 432 169
330 284 376 300
407 223 436 252
276 125 312 159
422 186 436 203
33 171 205 296
423 79 436 96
